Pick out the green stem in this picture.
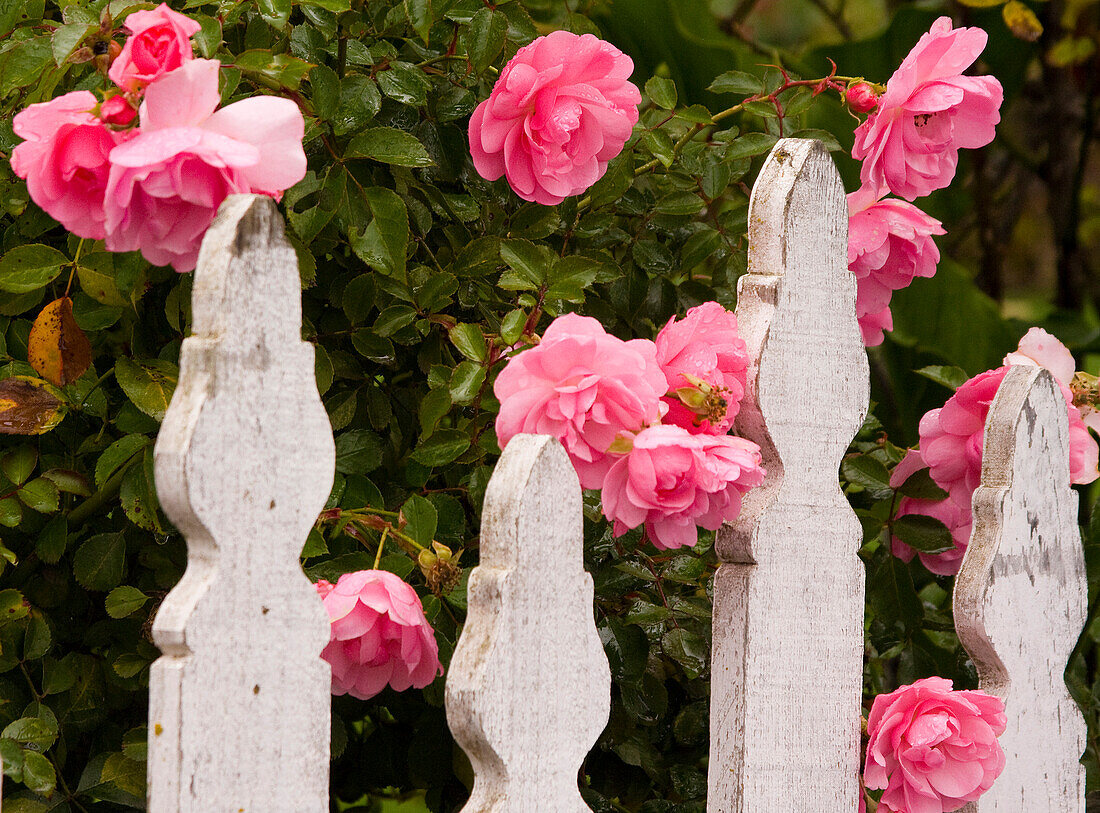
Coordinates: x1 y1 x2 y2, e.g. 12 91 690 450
66 454 140 526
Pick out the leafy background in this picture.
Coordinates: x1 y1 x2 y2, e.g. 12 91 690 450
1 0 1099 810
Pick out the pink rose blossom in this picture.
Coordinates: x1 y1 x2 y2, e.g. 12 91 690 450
108 3 200 93
10 91 132 240
104 59 306 272
655 302 750 434
99 95 138 126
864 676 1006 813
469 30 641 205
494 313 667 489
316 570 442 701
848 187 945 346
1003 326 1076 386
852 17 1003 201
600 424 765 550
889 450 971 576
846 82 880 113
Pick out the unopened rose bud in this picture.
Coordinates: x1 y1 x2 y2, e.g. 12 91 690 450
846 82 879 113
99 94 137 126
417 549 438 573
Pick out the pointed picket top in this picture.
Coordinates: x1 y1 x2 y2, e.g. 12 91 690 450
446 434 610 813
708 139 869 812
954 366 1086 813
149 195 334 813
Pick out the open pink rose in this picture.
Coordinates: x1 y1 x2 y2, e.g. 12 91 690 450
1003 326 1076 386
104 59 306 272
469 30 640 205
10 91 131 240
108 3 200 93
852 17 1003 201
848 187 945 346
493 313 667 489
316 570 442 701
655 302 750 435
864 676 1006 813
889 450 972 576
920 355 1099 513
600 424 764 550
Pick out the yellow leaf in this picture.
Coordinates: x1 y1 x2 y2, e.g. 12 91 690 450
0 377 67 435
1004 0 1043 41
28 297 92 387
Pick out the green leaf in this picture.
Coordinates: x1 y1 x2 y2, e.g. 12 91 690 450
599 618 647 681
2 445 36 485
113 653 147 678
499 309 526 345
404 0 434 43
0 497 21 528
546 255 599 302
467 8 508 72
892 514 955 553
309 63 339 121
345 127 433 167
1 716 56 750
114 358 178 422
192 14 222 57
0 245 67 294
449 323 487 362
257 0 291 28
645 76 677 109
725 132 779 160
352 187 409 275
377 62 431 106
641 129 675 167
897 467 948 501
708 70 763 95
373 305 417 337
120 449 162 533
499 239 552 291
419 387 451 436
410 429 470 467
18 477 59 513
655 190 703 216
73 532 126 591
841 455 893 500
449 361 486 405
35 515 66 564
20 751 56 795
915 365 969 390
41 468 91 495
51 20 94 65
334 429 384 475
332 74 381 136
401 494 437 547
234 50 314 90
0 36 54 97
662 627 708 679
23 614 50 659
95 434 150 488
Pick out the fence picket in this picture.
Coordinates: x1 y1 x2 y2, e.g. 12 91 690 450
954 366 1087 813
707 139 869 812
445 434 610 813
147 195 334 813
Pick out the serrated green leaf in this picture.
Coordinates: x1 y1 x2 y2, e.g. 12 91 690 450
114 358 177 422
95 434 149 488
499 239 552 291
449 323 487 362
897 467 948 501
404 0 433 43
351 187 409 275
841 455 893 500
467 8 507 72
332 74 381 136
346 127 433 167
0 497 21 527
725 132 779 160
708 70 763 95
0 245 67 294
120 449 162 533
2 445 35 485
257 0 290 28
449 360 485 405
377 62 431 106
893 514 955 553
73 532 126 591
18 477 59 513
401 494 437 547
20 751 56 794
0 588 27 625
641 129 675 167
234 50 314 90
35 515 65 563
915 365 969 390
645 76 677 109
600 618 647 681
334 429 383 475
411 429 470 466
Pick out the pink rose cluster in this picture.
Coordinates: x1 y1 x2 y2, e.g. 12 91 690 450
468 30 641 205
10 4 306 273
494 304 765 551
316 570 443 701
846 17 1003 346
864 677 1007 813
893 327 1100 574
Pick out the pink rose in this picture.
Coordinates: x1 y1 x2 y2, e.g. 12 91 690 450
655 302 750 435
864 676 1006 813
469 30 641 206
493 313 668 489
920 362 1099 511
316 570 443 701
10 91 131 240
108 3 200 93
889 450 972 576
600 424 765 550
848 187 945 346
99 95 138 126
852 17 1003 201
104 59 306 272
1003 326 1076 386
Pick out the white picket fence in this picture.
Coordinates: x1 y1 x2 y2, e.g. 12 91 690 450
3 137 1086 812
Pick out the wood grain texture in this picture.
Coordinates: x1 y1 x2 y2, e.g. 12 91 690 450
148 195 334 813
954 366 1086 813
446 434 610 813
707 139 869 812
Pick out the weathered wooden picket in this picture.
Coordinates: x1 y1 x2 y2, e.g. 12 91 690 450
2 137 1086 811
